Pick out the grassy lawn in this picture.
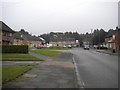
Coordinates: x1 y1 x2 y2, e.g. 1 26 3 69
97 49 120 53
30 50 61 57
2 54 44 61
2 54 37 58
2 67 32 84
41 47 71 50
2 58 44 61
118 51 120 53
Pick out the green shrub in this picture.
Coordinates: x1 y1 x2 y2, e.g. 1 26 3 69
2 45 28 53
97 47 108 49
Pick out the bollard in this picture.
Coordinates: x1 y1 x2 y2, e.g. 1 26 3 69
112 49 115 53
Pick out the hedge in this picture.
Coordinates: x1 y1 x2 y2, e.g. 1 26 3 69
97 47 108 49
2 45 28 53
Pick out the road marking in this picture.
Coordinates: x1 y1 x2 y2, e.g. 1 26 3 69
72 56 85 88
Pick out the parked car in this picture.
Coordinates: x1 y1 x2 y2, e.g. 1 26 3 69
84 45 90 50
36 46 44 49
68 45 72 48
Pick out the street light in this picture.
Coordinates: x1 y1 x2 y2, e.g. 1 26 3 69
99 30 100 50
91 29 93 48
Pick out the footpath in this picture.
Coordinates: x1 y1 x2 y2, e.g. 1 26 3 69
3 52 77 88
96 50 119 56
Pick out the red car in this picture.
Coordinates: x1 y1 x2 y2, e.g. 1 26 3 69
36 46 44 49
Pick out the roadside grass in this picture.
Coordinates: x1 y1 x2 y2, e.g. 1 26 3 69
97 49 120 53
29 50 61 57
41 47 71 50
2 67 32 84
97 49 111 51
2 54 44 61
16 76 33 82
2 58 44 61
2 54 37 58
0 67 1 84
118 51 120 53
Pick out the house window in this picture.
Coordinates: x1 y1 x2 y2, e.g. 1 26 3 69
9 33 13 37
0 32 2 35
3 32 6 36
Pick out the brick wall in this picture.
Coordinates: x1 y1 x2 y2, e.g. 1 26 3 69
2 31 14 45
49 41 79 47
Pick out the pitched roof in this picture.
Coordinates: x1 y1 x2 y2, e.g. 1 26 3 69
83 38 92 42
0 21 15 33
50 34 75 42
15 30 42 41
13 32 23 40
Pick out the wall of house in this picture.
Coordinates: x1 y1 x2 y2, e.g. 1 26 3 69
0 32 2 45
14 39 24 45
49 41 79 47
104 32 120 50
2 31 14 45
116 32 120 50
28 41 42 48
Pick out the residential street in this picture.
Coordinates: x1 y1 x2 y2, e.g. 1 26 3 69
61 48 118 88
2 48 118 88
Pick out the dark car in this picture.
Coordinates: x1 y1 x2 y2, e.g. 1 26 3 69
84 45 90 50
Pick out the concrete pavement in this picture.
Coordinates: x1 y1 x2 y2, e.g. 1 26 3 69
96 50 119 56
3 52 77 88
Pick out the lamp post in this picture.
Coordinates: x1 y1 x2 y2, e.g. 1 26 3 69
99 30 100 50
91 29 93 48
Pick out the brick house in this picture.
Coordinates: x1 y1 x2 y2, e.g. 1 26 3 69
13 32 24 45
0 21 15 45
115 29 120 50
104 28 120 51
82 38 92 47
49 34 79 47
13 29 42 48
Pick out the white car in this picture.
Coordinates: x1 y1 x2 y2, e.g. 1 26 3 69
68 45 72 48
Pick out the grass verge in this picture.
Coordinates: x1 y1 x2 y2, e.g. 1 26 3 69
2 58 44 61
2 54 37 58
2 67 32 84
30 50 61 57
2 54 44 61
41 47 71 50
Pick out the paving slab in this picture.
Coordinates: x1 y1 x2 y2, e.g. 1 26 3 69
2 52 77 88
2 61 41 67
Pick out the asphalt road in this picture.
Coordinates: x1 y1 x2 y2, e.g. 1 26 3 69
62 48 118 88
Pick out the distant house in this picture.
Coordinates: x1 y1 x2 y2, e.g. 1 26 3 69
13 32 24 45
49 34 79 47
104 28 120 51
82 38 92 47
0 21 15 45
13 29 43 48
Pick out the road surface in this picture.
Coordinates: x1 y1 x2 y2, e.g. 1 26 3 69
62 48 118 88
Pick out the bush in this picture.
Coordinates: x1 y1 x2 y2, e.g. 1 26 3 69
97 47 108 49
2 45 28 53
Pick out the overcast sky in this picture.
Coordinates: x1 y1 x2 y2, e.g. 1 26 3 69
0 0 119 35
